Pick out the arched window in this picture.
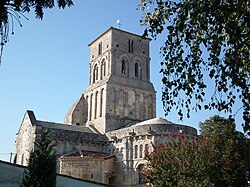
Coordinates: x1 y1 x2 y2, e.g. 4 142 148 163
134 145 138 159
90 94 93 120
135 62 142 79
135 62 139 78
101 59 106 79
93 64 98 83
128 39 134 53
98 42 102 55
138 164 145 184
100 89 104 117
139 144 143 158
121 59 126 74
94 91 98 119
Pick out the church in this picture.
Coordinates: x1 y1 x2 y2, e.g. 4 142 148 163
15 27 197 187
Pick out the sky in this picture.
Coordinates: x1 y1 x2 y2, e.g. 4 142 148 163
0 0 245 161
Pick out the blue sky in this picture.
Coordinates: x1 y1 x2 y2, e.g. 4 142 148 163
0 0 244 161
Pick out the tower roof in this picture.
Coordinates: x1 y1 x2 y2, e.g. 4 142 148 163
88 27 151 46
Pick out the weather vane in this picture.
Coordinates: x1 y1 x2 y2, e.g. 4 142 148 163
116 19 121 29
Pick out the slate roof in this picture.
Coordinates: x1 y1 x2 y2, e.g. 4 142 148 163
60 150 114 160
36 120 94 134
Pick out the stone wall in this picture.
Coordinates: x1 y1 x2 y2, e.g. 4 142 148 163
59 156 115 185
67 27 156 134
0 161 108 187
15 112 36 166
105 118 198 186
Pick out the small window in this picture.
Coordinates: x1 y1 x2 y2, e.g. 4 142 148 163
116 44 119 47
121 59 126 74
101 59 106 79
128 39 134 53
93 64 98 83
135 62 139 78
131 40 134 53
76 123 80 126
100 89 104 117
98 42 102 55
94 91 98 119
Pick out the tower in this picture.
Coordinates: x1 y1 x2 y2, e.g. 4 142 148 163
64 27 156 133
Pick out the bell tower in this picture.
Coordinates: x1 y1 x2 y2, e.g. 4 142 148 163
64 27 156 133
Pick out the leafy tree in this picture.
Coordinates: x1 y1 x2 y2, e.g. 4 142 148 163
145 133 212 187
21 129 57 187
200 115 248 186
145 116 249 186
0 0 73 63
139 0 250 133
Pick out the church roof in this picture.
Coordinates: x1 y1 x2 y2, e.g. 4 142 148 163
88 27 151 46
37 120 94 134
133 117 174 127
60 150 114 160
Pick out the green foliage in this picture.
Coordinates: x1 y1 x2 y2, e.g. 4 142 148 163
145 116 249 187
21 129 57 187
200 115 249 186
139 0 250 133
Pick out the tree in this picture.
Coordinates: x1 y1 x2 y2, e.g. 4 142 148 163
200 115 249 186
139 0 250 133
21 129 57 187
145 115 249 186
0 0 73 63
145 133 212 187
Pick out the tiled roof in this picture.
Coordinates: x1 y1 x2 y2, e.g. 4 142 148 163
60 150 114 159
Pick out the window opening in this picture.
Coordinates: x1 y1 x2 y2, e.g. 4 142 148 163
135 62 139 78
93 64 98 83
131 40 134 53
101 59 106 79
121 59 126 74
100 89 104 117
94 92 98 119
128 39 134 53
98 42 102 55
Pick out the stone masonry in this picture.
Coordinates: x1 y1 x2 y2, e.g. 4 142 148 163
15 27 197 187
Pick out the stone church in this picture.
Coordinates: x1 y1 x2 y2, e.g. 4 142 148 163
15 27 197 187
